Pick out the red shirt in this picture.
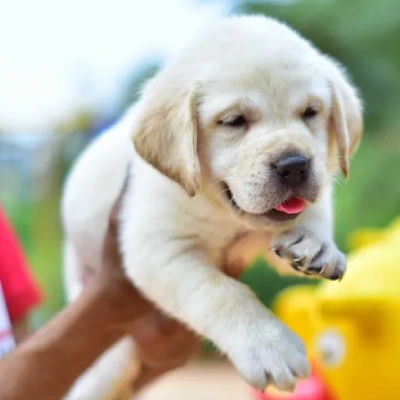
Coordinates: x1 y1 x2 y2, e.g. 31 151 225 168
0 207 42 322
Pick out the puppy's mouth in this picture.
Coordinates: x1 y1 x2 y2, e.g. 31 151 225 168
223 182 306 222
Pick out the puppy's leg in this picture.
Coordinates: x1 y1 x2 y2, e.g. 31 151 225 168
123 237 310 392
271 185 346 280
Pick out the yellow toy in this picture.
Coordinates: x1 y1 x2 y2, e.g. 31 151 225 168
264 216 400 400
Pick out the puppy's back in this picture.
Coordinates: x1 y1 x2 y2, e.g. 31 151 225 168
62 107 135 270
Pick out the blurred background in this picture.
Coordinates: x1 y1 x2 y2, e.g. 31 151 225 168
1 0 400 395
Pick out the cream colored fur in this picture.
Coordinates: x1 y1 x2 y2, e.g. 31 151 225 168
62 15 362 399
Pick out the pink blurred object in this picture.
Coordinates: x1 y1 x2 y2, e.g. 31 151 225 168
250 370 334 400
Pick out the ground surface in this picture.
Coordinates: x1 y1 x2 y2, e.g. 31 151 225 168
139 360 255 400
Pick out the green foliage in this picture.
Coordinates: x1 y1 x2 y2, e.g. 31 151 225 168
241 256 319 307
234 0 400 131
334 135 400 251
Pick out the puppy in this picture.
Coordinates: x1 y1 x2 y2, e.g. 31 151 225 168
62 15 362 399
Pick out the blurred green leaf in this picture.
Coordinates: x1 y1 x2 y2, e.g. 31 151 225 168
231 0 400 130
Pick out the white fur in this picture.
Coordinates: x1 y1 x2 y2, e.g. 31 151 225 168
62 15 362 398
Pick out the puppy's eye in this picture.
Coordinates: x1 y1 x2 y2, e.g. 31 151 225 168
302 107 318 120
218 115 247 128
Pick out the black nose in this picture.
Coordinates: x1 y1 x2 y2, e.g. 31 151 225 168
273 154 309 186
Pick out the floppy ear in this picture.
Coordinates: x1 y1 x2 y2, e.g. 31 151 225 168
326 58 363 178
132 79 201 197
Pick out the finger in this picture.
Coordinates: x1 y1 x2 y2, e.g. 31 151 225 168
102 168 130 271
156 331 200 366
132 313 182 345
223 261 245 279
109 167 130 224
138 330 200 368
102 216 122 270
134 314 200 367
137 336 200 369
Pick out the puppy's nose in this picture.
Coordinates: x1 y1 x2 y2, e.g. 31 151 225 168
273 154 309 186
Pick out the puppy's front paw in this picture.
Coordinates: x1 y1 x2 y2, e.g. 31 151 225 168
230 318 310 392
271 229 346 280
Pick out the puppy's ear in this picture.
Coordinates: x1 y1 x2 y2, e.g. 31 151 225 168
133 79 200 197
326 58 363 178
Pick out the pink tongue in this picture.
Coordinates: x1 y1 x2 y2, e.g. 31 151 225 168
274 197 306 214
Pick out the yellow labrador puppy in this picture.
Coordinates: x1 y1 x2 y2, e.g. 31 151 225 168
62 15 362 399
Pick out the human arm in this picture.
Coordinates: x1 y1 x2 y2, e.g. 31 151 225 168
0 213 200 400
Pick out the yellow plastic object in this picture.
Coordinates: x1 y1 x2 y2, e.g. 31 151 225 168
273 285 319 350
272 217 400 400
347 228 382 251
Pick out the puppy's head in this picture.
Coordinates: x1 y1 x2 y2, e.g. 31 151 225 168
133 16 362 228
